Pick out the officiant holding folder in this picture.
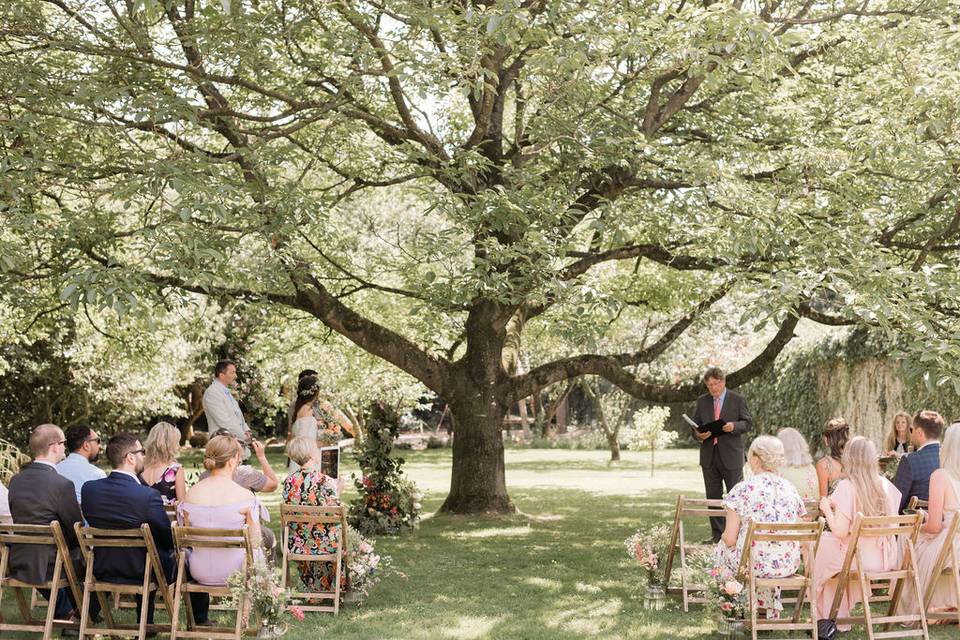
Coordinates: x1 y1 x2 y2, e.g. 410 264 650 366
691 366 752 544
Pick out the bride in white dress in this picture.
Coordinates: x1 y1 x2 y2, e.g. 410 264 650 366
288 376 320 473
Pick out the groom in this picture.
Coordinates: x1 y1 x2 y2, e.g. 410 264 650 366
202 359 252 458
691 366 752 544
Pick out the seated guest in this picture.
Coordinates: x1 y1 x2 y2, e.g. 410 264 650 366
898 422 960 617
0 480 11 524
82 432 208 626
283 436 345 593
8 424 86 620
815 417 849 498
56 425 106 504
714 435 805 619
892 410 943 513
180 435 267 584
140 421 185 505
777 427 819 501
883 411 912 458
815 437 902 629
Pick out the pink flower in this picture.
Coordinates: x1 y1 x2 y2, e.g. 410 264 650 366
288 606 305 621
723 580 743 596
721 601 734 612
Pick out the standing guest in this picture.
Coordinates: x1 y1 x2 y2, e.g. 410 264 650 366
714 436 805 619
56 425 106 504
282 437 344 593
898 422 960 618
883 411 913 458
814 437 902 630
140 421 186 505
202 359 251 457
776 427 819 501
815 417 849 498
8 424 87 620
180 435 267 580
691 366 752 544
892 410 943 513
82 432 209 627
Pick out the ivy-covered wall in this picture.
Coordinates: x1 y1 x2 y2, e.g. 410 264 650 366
741 329 960 456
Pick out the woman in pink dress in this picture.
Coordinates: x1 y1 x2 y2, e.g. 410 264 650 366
898 422 960 618
814 437 902 628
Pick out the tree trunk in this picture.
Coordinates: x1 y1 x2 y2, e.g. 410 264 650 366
607 434 621 462
439 393 515 514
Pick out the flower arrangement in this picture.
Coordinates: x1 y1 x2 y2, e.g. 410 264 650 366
346 524 392 601
226 559 303 630
686 551 747 619
624 523 673 587
349 401 423 535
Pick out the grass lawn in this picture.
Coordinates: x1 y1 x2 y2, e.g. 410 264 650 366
5 447 954 638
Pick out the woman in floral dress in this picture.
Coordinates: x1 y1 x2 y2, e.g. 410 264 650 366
714 435 806 618
282 436 344 592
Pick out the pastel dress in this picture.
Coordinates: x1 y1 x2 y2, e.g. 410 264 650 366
288 416 319 474
178 497 268 585
282 466 344 592
142 463 181 505
813 477 902 627
898 473 960 616
714 472 806 618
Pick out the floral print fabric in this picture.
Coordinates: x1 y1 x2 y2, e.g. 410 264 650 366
282 467 344 593
714 472 806 618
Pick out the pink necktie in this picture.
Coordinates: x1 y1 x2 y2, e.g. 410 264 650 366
713 398 720 445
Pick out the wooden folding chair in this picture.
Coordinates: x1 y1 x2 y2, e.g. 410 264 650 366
662 496 727 611
165 504 179 522
0 522 82 639
828 513 928 640
170 524 254 640
919 512 960 625
737 520 824 640
907 497 929 511
73 523 173 640
280 504 349 614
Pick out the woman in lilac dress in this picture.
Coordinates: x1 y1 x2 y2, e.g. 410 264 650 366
179 435 267 585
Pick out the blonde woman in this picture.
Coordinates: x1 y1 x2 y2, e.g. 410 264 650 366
815 417 849 498
883 411 912 458
814 437 901 629
140 421 185 504
714 436 805 618
898 423 960 618
777 427 819 500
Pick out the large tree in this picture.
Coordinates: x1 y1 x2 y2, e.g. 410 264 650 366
2 0 959 512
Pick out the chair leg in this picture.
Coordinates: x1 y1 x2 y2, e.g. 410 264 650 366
78 565 92 640
14 586 34 623
904 539 929 639
749 566 758 640
333 549 342 615
679 522 689 612
233 594 247 640
43 557 63 640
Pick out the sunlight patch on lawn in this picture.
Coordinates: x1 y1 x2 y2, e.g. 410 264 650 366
523 576 563 590
545 596 623 635
439 615 505 639
575 581 602 594
445 525 532 539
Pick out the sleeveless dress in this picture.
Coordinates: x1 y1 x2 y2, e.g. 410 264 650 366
288 416 319 473
897 473 960 615
178 498 267 585
142 463 180 505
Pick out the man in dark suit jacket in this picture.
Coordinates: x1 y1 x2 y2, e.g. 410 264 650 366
892 410 943 513
8 424 85 619
691 367 752 543
81 432 208 626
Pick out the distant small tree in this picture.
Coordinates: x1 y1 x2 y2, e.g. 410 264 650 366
628 406 677 477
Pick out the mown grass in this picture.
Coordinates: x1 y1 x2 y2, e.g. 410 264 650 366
5 447 954 638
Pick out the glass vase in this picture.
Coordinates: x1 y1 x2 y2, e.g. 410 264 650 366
256 622 289 639
715 616 747 639
643 582 667 610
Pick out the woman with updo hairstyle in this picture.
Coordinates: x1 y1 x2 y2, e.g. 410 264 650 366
714 435 806 619
282 436 344 594
814 437 901 630
179 435 268 585
815 417 849 498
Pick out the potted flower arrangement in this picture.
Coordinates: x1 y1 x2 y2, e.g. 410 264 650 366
226 559 304 639
343 524 392 606
687 552 748 639
624 523 672 610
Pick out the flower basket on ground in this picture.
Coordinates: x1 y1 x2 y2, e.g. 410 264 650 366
624 523 672 609
226 559 304 638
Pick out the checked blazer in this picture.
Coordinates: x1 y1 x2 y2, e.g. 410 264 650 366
892 441 940 514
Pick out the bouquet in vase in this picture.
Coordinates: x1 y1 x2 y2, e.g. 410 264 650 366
687 551 747 619
346 525 392 602
624 523 672 587
226 559 304 630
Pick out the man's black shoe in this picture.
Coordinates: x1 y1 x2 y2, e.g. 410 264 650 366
699 536 720 545
60 630 79 638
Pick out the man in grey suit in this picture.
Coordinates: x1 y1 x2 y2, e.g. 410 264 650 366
202 359 251 458
8 424 85 619
691 367 752 543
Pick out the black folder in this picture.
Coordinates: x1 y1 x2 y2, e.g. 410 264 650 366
694 419 726 437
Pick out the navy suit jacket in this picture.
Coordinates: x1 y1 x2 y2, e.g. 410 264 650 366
80 472 175 583
892 442 940 513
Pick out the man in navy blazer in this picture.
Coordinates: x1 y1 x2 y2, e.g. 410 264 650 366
892 410 943 513
81 432 208 626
